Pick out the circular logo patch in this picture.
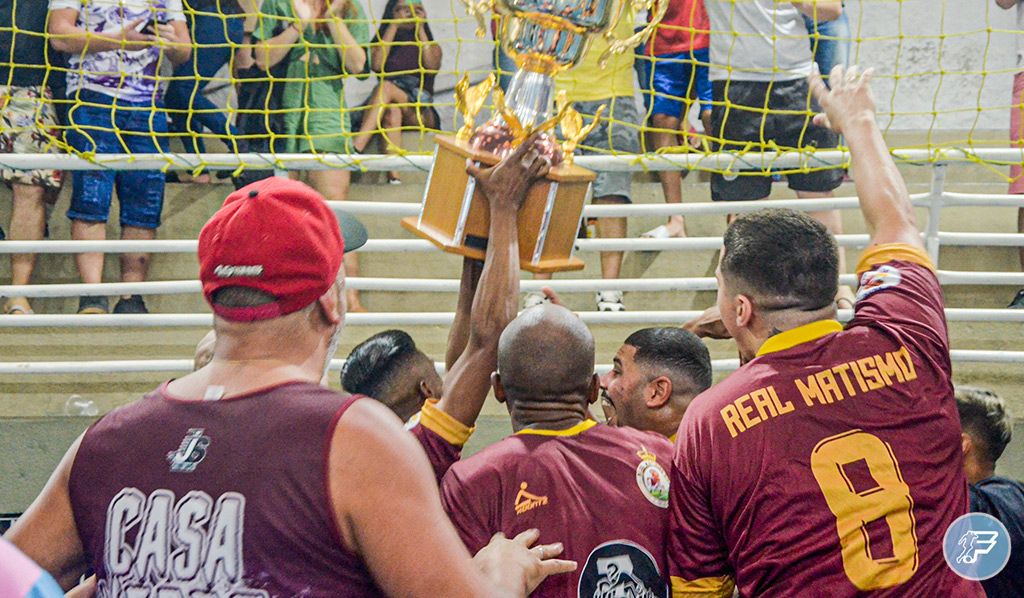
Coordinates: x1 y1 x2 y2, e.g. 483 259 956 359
856 264 902 301
635 459 669 508
577 541 667 598
942 513 1011 581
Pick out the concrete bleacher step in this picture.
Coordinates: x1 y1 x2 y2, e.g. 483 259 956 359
1 156 1023 417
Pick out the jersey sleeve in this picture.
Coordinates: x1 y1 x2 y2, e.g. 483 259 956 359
849 243 949 357
406 400 472 485
667 415 735 598
439 465 496 554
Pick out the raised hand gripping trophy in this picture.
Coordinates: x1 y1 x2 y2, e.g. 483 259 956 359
401 0 665 272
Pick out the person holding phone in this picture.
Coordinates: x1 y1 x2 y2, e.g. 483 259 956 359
47 0 191 315
350 0 442 185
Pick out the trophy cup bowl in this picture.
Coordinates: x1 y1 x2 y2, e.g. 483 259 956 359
401 0 664 272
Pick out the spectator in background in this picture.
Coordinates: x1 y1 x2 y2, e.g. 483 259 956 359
254 0 371 312
492 17 516 93
702 0 854 307
999 0 1024 308
1 0 67 315
351 0 441 185
955 386 1024 598
526 8 642 313
48 0 192 315
165 0 245 183
230 0 280 189
642 0 711 240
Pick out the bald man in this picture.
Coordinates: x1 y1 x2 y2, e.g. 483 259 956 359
440 304 675 598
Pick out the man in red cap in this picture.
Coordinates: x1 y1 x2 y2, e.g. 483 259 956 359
6 139 575 598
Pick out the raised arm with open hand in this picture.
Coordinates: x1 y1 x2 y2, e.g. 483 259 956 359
437 136 551 427
809 64 923 250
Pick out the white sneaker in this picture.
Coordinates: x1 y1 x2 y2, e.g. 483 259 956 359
523 292 548 309
596 291 625 312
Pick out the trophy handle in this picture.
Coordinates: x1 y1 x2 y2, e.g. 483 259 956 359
458 0 496 38
597 0 668 68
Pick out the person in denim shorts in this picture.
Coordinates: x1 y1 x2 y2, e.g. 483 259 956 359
0 0 67 315
48 0 191 314
643 0 712 240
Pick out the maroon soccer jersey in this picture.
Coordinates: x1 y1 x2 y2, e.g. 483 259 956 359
406 399 471 484
68 382 386 598
441 420 674 598
668 244 983 597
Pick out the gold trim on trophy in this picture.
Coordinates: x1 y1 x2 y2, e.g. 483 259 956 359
556 91 605 167
598 0 669 68
455 73 496 143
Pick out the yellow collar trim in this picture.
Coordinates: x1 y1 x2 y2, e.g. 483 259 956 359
668 433 677 442
516 419 597 437
756 320 844 357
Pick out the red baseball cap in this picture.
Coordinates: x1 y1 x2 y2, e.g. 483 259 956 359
198 177 367 322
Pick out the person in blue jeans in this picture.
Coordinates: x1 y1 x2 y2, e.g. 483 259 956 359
804 6 850 87
165 0 245 183
48 0 191 314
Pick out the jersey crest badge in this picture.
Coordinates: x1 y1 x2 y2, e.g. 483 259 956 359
514 482 549 515
166 428 210 473
856 264 902 301
635 447 669 508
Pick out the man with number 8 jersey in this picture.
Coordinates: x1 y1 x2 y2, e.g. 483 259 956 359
667 64 985 598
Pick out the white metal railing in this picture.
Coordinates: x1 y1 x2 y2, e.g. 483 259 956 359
2 149 1024 374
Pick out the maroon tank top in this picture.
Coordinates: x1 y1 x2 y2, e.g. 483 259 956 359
68 381 385 598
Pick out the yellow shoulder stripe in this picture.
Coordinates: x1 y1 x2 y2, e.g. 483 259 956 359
419 399 475 447
670 575 736 598
856 243 934 275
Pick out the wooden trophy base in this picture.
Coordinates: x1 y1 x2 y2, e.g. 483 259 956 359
401 135 594 273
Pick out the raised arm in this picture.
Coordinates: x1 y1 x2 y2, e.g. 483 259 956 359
809 65 923 250
436 137 551 427
326 0 367 74
370 22 400 73
445 258 484 370
792 2 842 22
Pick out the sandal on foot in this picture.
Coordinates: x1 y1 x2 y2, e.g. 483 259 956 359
4 297 34 315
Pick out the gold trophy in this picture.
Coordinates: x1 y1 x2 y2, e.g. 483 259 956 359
401 0 665 272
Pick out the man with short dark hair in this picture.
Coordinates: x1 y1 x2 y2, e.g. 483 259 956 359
955 386 1024 598
599 327 711 439
5 139 575 597
667 66 984 597
342 329 443 423
441 303 675 598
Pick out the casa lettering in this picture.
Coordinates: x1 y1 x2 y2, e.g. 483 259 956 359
98 489 268 598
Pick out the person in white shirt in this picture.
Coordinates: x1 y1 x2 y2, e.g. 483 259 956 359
703 1 853 306
47 0 191 315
